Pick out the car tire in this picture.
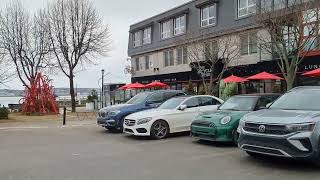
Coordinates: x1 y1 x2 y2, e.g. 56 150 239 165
105 127 117 132
150 120 169 140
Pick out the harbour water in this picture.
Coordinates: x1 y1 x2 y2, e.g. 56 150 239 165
0 97 23 107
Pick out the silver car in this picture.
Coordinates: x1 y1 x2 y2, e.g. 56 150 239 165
238 86 320 165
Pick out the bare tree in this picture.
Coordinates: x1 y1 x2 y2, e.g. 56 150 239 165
0 2 53 89
0 50 15 86
185 34 240 95
46 0 111 112
256 0 320 90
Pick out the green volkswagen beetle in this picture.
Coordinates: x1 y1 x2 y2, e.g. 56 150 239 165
191 94 280 144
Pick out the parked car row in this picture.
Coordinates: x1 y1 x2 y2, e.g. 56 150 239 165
97 86 320 165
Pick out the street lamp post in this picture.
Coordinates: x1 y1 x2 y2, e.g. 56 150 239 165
101 69 105 108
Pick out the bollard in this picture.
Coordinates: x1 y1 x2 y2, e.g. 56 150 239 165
63 107 66 126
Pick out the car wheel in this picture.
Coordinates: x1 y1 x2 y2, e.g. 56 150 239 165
150 120 169 140
105 127 117 132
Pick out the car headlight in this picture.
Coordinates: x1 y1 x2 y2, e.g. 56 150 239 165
220 116 232 125
237 118 246 133
137 117 152 125
286 123 315 132
108 110 121 116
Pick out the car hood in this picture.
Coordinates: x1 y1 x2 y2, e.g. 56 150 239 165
126 109 176 120
244 109 320 124
197 110 249 123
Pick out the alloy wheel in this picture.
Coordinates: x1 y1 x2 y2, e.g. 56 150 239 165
152 121 168 139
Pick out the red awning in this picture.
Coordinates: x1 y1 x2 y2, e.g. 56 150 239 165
145 81 168 88
302 68 320 77
224 75 248 83
247 72 283 80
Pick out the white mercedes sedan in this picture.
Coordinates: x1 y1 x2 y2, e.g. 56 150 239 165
123 95 224 139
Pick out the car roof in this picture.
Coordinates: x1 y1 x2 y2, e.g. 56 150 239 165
234 93 281 98
290 86 320 92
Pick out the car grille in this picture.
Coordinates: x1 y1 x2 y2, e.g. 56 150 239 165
244 123 289 135
192 120 213 127
124 119 136 126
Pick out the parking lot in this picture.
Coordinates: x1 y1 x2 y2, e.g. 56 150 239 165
0 124 319 180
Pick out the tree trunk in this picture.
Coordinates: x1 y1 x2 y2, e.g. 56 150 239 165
69 74 76 113
285 75 295 91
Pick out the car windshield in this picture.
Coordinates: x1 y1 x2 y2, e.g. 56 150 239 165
158 97 187 109
126 92 151 104
270 89 320 111
219 96 258 111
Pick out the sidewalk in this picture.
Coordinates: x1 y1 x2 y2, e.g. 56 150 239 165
0 113 97 130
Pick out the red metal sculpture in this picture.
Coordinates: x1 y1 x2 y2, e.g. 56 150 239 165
21 73 58 115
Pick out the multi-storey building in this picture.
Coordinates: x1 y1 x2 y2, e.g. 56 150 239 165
127 0 320 93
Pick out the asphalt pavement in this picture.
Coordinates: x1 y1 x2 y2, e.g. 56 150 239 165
0 124 319 180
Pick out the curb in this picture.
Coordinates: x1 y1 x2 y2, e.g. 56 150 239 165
0 123 96 131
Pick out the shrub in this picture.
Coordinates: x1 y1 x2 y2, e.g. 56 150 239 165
0 107 9 119
220 82 238 100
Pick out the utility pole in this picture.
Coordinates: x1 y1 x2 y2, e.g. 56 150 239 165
101 69 105 108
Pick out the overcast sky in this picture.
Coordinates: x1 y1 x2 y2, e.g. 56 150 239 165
0 0 190 90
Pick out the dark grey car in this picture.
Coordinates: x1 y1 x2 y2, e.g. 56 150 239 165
238 86 320 164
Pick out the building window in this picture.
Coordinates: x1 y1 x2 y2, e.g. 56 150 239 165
273 0 286 10
161 20 172 39
183 47 188 64
238 0 256 18
282 26 297 52
204 41 219 61
177 47 188 65
135 58 140 71
302 9 320 51
145 56 150 70
240 32 258 55
174 15 186 35
260 0 288 11
133 31 142 47
164 50 174 67
201 5 216 27
143 27 152 45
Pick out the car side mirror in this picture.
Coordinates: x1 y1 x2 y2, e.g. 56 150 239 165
146 101 158 107
258 106 267 110
179 104 187 111
145 101 153 107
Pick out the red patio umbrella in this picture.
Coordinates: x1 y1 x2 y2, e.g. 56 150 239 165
246 72 283 80
119 84 129 90
224 75 248 83
302 68 320 77
145 81 168 88
125 82 146 89
246 72 283 93
119 83 146 90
